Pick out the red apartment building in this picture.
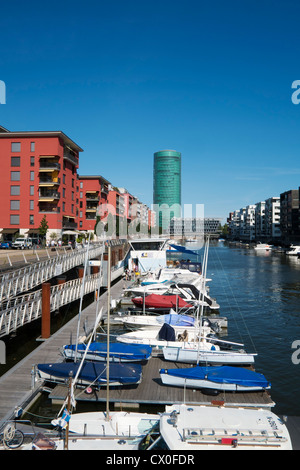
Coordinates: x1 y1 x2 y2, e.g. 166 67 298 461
78 175 110 232
0 124 155 243
0 125 83 242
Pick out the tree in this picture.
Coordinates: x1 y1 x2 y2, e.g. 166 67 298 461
38 215 49 245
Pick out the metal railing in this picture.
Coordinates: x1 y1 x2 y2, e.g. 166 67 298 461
0 243 104 304
0 272 102 339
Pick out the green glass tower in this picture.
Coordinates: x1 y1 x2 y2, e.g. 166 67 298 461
153 149 181 229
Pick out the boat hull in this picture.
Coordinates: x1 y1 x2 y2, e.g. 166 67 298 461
62 342 152 363
159 365 270 392
162 346 256 365
37 362 142 387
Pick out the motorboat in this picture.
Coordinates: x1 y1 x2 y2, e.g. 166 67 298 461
61 342 152 362
159 365 271 392
254 243 273 251
35 361 142 387
131 293 194 311
286 245 300 256
117 310 223 332
159 404 292 450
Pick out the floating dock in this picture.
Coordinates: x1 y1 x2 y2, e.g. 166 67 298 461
48 356 275 410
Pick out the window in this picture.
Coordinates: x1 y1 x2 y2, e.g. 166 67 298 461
11 142 21 152
80 182 83 188
72 191 74 200
80 192 83 198
11 171 20 181
10 214 19 225
30 171 34 181
30 200 34 210
30 186 34 196
72 179 74 188
11 156 20 167
63 174 66 184
30 156 35 166
63 188 65 198
30 142 35 152
29 214 34 225
11 186 20 196
71 204 74 213
80 211 82 218
10 200 20 210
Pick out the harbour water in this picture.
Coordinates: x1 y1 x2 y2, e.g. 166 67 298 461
204 241 300 417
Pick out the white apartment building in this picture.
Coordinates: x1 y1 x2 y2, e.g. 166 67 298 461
255 202 266 240
265 197 281 239
229 196 281 242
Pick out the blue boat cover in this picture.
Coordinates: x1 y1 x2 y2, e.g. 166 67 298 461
38 362 142 385
160 366 271 388
64 342 152 360
157 313 195 326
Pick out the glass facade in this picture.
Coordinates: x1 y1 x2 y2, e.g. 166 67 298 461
153 150 181 229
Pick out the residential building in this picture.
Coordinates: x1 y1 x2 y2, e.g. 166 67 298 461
78 175 110 233
265 197 281 240
255 202 266 240
0 125 83 242
280 190 300 244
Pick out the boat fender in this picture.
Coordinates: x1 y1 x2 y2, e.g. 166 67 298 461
85 386 93 394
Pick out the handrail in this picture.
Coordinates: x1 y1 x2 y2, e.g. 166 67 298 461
0 243 104 304
0 273 102 339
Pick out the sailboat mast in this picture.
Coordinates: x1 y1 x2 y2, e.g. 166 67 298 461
197 237 209 364
106 244 111 421
74 232 91 363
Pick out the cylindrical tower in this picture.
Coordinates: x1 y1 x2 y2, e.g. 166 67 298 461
153 149 181 229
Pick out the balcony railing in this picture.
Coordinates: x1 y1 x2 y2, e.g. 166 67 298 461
39 176 60 186
39 161 60 171
64 151 78 166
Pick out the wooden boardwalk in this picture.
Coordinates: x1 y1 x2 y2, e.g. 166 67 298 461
49 356 274 410
0 277 128 426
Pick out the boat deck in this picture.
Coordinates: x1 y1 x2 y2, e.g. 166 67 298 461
49 356 274 410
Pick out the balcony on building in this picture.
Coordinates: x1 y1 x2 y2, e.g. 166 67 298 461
62 216 77 229
39 202 60 213
64 147 79 166
38 189 60 201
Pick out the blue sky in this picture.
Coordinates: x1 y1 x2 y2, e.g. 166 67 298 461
1 0 300 222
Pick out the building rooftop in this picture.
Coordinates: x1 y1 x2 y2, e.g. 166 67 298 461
0 125 83 152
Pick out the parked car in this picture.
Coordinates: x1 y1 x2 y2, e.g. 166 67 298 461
12 238 33 249
0 241 12 249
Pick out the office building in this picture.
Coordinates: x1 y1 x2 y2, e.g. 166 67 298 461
153 149 181 229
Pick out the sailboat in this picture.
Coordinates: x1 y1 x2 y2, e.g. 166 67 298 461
37 361 142 387
159 404 292 450
159 365 271 392
61 342 152 363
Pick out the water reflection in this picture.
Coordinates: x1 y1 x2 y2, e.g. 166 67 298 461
208 243 300 416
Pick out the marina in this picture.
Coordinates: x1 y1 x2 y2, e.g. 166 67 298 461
0 239 300 450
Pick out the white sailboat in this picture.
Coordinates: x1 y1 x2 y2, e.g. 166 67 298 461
116 323 213 349
159 404 292 450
